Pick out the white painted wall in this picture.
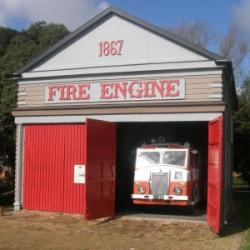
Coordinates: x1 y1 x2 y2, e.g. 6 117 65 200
32 15 208 73
15 113 222 124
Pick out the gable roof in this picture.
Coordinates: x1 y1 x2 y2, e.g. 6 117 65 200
17 6 223 74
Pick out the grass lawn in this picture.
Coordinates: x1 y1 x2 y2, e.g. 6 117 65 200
243 230 250 250
230 192 250 250
231 175 250 249
241 193 250 250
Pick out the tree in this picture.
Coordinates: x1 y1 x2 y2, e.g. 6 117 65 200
0 27 18 57
0 22 69 166
167 20 249 84
234 78 250 184
168 19 250 184
167 20 217 48
25 21 69 50
219 22 249 82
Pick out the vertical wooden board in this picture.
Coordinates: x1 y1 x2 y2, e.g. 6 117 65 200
63 124 86 214
85 119 116 220
22 125 29 209
207 116 223 234
23 124 86 214
23 124 65 212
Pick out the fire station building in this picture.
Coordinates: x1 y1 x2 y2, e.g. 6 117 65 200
12 7 237 234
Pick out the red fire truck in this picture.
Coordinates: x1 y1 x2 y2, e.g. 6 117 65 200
131 143 202 206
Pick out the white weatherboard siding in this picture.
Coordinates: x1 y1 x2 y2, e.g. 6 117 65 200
15 113 222 124
22 60 219 79
19 70 223 84
31 15 208 73
17 72 223 107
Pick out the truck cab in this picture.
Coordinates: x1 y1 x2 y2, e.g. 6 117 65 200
131 143 201 206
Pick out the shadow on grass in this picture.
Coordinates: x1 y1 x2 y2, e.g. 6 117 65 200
221 191 250 237
0 192 14 216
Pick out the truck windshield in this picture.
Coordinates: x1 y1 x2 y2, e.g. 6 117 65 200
136 151 160 169
162 151 186 167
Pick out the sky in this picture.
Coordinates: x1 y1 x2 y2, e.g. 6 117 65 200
0 0 249 83
0 0 249 35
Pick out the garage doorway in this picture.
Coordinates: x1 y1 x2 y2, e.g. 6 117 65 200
115 117 223 233
115 122 208 214
22 117 223 233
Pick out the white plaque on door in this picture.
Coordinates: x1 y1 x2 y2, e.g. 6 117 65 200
74 164 85 184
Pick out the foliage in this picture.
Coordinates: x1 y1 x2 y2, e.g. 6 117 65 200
167 20 218 48
0 22 69 166
232 174 247 188
0 27 18 57
167 19 250 184
234 78 250 185
219 22 249 83
167 20 249 84
222 192 250 248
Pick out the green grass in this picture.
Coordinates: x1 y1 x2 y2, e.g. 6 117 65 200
231 171 250 250
243 230 250 250
234 192 250 250
222 191 250 249
233 175 248 188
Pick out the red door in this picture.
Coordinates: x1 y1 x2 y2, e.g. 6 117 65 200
23 124 86 214
62 124 86 214
207 116 223 233
85 119 116 220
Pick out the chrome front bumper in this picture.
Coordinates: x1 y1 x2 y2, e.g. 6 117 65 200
131 194 189 201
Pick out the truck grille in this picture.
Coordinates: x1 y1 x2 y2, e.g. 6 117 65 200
150 172 169 198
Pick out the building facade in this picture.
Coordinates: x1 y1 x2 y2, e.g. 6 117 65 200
13 7 237 234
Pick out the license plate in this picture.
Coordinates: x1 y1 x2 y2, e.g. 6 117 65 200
154 195 164 199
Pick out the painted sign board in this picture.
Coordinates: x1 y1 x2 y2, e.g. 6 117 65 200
45 78 185 104
74 164 85 184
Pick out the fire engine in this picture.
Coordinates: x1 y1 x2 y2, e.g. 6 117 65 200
131 143 202 206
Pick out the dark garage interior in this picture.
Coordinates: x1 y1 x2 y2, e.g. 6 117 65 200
115 121 208 217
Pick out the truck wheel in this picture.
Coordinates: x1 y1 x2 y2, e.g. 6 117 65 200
193 186 199 206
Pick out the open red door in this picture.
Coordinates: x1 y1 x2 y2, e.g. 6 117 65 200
85 119 116 220
207 116 223 233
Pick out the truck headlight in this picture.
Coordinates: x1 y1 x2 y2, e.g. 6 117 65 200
173 187 182 195
174 172 183 180
138 186 145 194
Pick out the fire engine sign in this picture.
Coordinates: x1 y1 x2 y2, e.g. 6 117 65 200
74 164 85 184
45 78 185 104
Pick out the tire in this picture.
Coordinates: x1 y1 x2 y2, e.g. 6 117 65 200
187 187 200 214
193 186 199 206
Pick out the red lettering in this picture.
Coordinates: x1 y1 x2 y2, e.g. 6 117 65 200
166 80 180 97
100 83 114 99
47 79 183 103
128 81 143 98
76 83 90 100
152 80 164 98
65 85 77 100
99 40 124 57
47 86 58 101
114 82 127 99
59 86 66 100
144 81 155 98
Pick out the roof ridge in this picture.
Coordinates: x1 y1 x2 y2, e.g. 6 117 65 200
17 6 224 74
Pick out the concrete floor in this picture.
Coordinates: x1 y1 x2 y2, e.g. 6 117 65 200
116 205 206 222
